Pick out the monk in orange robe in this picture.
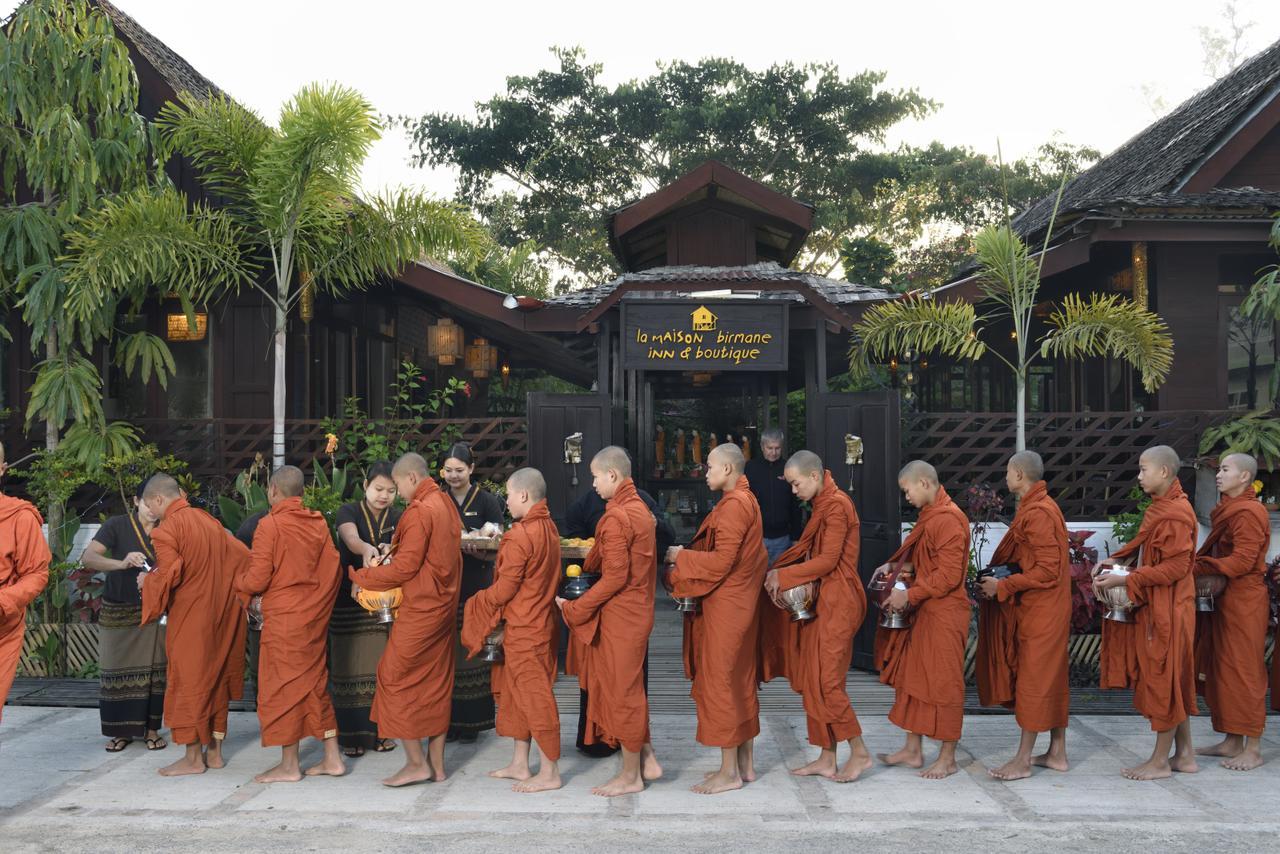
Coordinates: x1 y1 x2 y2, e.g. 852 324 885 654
0 441 51 722
235 466 345 783
763 450 871 783
349 452 462 787
462 468 563 792
558 446 661 797
1094 444 1198 780
668 443 768 794
138 473 249 776
977 450 1071 780
876 460 971 779
1192 452 1270 771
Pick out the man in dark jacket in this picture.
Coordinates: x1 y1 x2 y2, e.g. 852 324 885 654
562 473 674 758
744 428 802 565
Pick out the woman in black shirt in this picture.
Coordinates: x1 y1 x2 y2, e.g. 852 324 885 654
440 442 504 743
331 461 402 757
81 482 167 751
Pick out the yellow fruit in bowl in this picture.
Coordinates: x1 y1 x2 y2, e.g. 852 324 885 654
566 564 582 577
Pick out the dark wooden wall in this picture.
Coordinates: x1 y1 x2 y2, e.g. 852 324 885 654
1220 123 1280 190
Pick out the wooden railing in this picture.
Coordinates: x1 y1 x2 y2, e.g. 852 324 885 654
1 417 529 494
903 410 1234 518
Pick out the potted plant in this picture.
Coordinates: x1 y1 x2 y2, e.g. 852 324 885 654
1199 411 1280 515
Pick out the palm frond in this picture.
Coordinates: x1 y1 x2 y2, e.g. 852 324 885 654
115 331 177 389
24 351 103 429
61 420 141 474
61 185 258 330
156 92 270 208
1039 293 1173 392
972 224 1038 313
848 294 987 380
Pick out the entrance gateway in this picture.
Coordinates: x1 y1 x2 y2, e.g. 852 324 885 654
523 160 902 669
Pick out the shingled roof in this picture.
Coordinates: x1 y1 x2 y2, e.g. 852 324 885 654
95 0 221 99
1013 37 1280 239
544 262 891 309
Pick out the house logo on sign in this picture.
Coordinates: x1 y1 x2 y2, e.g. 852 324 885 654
690 306 718 332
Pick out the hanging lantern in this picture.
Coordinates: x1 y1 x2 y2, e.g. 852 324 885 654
500 362 511 390
427 317 464 366
299 268 315 323
465 337 498 379
166 312 208 342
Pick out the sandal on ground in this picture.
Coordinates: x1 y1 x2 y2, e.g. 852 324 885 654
145 736 168 751
374 739 397 753
344 746 365 758
105 738 132 752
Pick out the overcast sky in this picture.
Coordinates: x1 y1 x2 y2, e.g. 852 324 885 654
9 0 1280 200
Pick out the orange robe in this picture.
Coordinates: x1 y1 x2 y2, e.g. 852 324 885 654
1193 490 1270 737
236 497 341 746
671 477 768 748
1102 479 1197 731
772 471 866 748
142 498 249 745
0 495 51 722
462 500 562 760
982 481 1071 731
875 486 971 742
350 478 461 740
561 480 655 752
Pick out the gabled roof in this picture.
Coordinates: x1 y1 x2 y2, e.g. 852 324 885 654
1013 37 1280 240
95 1 220 100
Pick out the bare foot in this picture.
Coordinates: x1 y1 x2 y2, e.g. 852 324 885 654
737 743 756 783
1031 751 1069 772
1122 758 1171 780
692 770 743 794
254 763 303 784
158 755 206 777
834 753 873 783
878 747 923 769
1195 737 1241 758
919 757 959 779
205 746 226 770
989 757 1032 781
642 745 663 781
304 757 347 777
382 764 434 788
489 763 532 781
513 769 563 792
791 756 837 778
1169 754 1199 774
592 772 645 797
1222 750 1264 772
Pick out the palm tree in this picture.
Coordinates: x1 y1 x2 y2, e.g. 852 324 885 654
848 223 1174 450
67 84 487 467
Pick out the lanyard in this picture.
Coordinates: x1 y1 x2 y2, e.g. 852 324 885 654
360 501 391 544
127 512 156 562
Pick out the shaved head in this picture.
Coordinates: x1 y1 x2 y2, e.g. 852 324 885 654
708 442 745 474
506 467 546 501
1140 445 1180 477
392 452 430 478
1224 452 1258 479
898 460 939 485
270 465 305 498
592 446 632 479
142 473 181 500
784 450 823 476
1008 450 1045 482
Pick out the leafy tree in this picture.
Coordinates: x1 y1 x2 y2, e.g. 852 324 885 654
0 0 227 547
849 223 1174 450
402 47 1097 290
67 84 488 468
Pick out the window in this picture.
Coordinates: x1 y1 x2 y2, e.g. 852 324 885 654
1224 303 1276 410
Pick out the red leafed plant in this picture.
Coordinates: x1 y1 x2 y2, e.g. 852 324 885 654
1067 530 1100 634
68 564 103 622
1267 555 1280 629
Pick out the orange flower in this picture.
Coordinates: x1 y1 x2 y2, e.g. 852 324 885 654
324 433 339 455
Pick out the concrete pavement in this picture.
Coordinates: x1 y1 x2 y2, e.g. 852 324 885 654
3 705 1280 852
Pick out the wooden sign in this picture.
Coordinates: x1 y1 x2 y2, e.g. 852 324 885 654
620 300 789 371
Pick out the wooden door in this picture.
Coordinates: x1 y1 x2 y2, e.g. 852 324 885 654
526 393 613 529
806 389 901 670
